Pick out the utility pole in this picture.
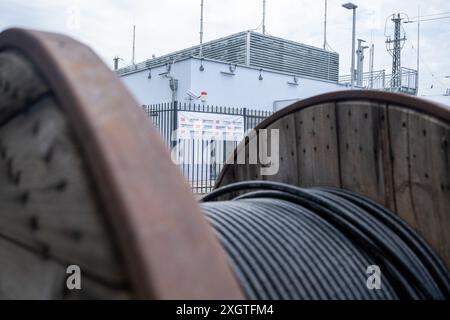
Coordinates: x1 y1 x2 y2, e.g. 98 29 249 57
262 0 266 34
199 0 204 58
323 0 327 49
386 14 406 89
132 25 136 65
356 39 368 87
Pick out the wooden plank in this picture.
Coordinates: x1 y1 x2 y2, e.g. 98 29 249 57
264 115 298 184
235 135 256 182
219 103 341 189
0 235 65 299
389 105 450 268
336 100 395 208
0 51 49 124
0 236 129 299
388 106 416 227
295 103 341 188
0 95 127 287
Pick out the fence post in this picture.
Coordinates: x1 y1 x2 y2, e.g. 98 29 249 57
172 101 178 149
243 107 247 133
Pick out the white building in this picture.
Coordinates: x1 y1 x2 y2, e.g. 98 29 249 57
117 30 349 111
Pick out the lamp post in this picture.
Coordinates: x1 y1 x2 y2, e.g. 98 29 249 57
342 2 358 89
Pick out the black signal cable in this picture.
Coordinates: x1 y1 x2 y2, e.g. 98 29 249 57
200 180 450 300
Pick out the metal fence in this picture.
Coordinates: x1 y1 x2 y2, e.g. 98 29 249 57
338 67 418 95
142 102 272 193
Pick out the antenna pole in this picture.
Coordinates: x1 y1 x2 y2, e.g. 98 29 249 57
416 6 420 94
369 43 374 88
323 0 327 49
356 39 369 87
199 0 204 58
262 0 266 34
132 25 136 65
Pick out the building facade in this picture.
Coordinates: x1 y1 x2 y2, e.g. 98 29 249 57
117 31 348 111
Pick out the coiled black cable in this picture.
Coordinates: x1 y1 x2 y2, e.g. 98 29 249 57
200 180 450 300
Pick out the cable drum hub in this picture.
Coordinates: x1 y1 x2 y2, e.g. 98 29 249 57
201 181 450 300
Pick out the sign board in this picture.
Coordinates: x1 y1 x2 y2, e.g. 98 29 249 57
177 111 244 141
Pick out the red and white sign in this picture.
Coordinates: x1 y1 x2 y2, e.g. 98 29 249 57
177 111 244 141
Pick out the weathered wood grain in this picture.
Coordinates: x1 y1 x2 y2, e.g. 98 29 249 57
336 100 395 208
0 95 127 287
295 103 340 188
265 115 298 184
0 51 48 124
388 105 450 266
0 236 130 299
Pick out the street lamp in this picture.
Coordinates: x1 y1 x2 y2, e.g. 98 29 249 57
342 2 358 89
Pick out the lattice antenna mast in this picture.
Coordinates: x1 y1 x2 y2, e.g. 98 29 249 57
386 14 407 88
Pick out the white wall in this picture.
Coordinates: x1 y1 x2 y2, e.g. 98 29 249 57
120 57 348 110
120 59 191 105
189 58 348 111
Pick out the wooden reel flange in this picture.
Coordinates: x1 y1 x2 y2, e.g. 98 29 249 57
0 28 243 299
216 90 450 270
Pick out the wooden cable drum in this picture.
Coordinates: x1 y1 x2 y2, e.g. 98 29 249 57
215 90 450 271
1 27 449 300
0 28 243 299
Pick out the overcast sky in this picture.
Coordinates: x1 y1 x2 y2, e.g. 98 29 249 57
1 0 449 105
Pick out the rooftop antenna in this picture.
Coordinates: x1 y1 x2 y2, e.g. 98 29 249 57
132 25 136 65
199 0 204 58
323 0 327 49
369 43 374 88
356 39 369 87
113 56 123 70
262 0 266 34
